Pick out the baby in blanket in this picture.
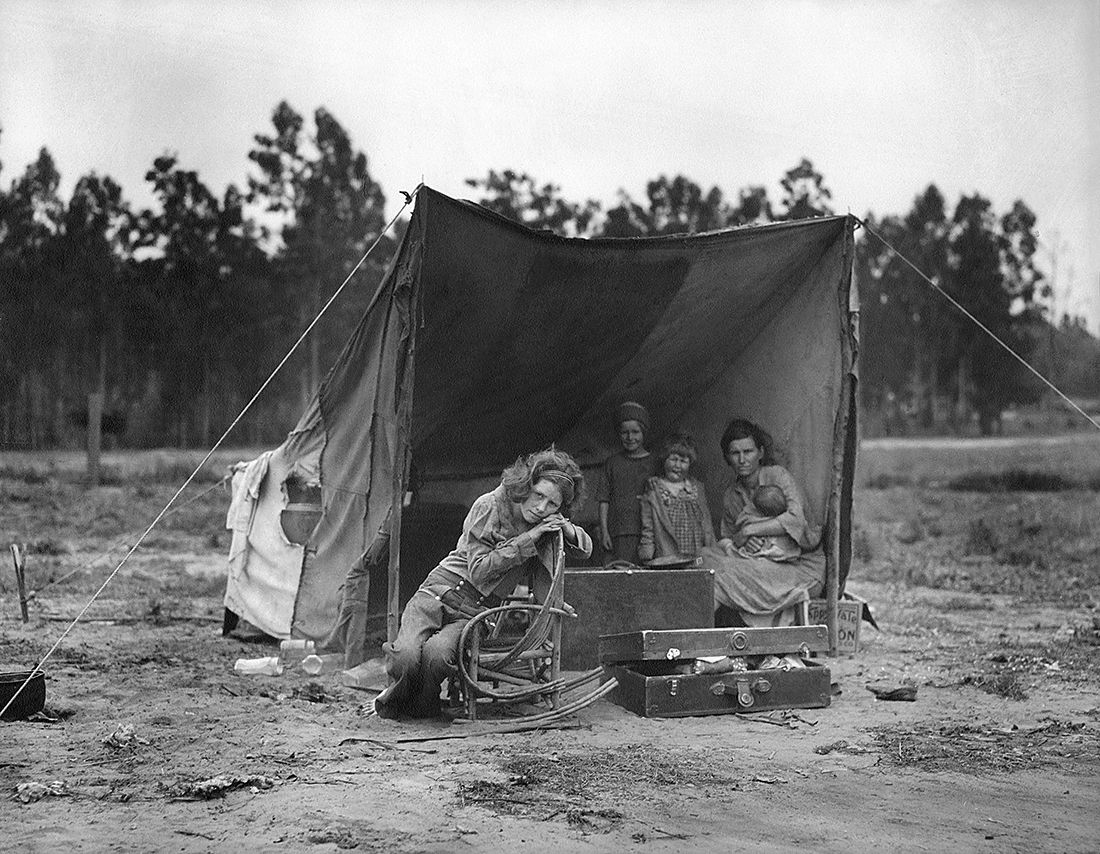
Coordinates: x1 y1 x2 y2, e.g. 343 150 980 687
731 483 801 562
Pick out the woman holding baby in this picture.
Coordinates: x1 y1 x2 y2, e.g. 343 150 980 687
701 418 827 627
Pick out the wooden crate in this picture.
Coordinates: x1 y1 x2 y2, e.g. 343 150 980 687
560 568 714 670
805 593 864 655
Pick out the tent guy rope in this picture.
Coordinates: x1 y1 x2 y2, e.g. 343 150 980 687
0 186 421 721
859 219 1100 433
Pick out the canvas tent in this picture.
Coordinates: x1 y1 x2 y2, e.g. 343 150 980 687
224 186 859 653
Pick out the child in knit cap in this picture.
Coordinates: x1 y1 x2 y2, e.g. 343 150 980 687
596 401 657 563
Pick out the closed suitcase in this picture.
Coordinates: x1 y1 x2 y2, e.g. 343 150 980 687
561 568 714 670
600 625 831 718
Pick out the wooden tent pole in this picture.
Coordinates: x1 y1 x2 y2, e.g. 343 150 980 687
826 216 860 654
385 193 426 644
386 307 419 644
386 485 404 642
826 496 840 653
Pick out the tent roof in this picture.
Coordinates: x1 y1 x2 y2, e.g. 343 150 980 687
406 187 854 479
277 186 858 640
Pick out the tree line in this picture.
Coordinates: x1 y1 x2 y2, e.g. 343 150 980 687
1 103 393 451
1 102 1097 451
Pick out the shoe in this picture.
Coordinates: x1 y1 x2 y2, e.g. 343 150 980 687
341 658 388 691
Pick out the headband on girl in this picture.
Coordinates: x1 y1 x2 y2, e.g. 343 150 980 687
538 470 575 493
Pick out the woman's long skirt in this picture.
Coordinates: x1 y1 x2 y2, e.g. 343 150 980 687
700 545 826 625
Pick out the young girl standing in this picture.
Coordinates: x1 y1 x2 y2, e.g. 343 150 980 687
638 432 716 563
596 401 656 563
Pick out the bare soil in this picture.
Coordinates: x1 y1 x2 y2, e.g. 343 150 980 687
2 444 1099 852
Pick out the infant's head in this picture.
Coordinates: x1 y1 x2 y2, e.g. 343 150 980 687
752 484 787 517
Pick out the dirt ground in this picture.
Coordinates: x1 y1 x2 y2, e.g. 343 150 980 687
2 440 1099 852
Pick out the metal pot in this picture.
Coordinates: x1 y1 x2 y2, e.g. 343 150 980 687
0 669 46 721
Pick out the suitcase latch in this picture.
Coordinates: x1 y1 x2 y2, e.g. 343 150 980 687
667 678 680 697
729 631 748 651
710 677 769 707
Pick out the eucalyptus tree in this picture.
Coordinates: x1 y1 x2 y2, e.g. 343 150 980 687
0 147 64 447
249 102 390 409
778 157 833 220
465 169 600 237
55 172 136 474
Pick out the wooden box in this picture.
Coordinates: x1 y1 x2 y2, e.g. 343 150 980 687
600 626 831 718
805 593 865 655
560 568 714 670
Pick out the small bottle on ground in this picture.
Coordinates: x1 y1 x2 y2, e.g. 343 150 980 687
234 656 284 676
300 653 344 675
279 639 316 668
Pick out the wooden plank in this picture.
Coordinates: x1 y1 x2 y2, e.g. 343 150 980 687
10 544 29 623
386 280 420 644
827 491 841 654
825 221 859 656
599 625 829 663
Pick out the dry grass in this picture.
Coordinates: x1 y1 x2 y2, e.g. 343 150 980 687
851 488 1100 605
868 718 1098 773
0 448 265 484
857 433 1100 489
455 743 738 830
495 744 736 796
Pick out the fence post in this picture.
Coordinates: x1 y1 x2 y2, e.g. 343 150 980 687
10 544 29 623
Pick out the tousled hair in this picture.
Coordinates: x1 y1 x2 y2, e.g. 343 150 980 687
659 432 697 464
501 447 586 512
719 418 776 466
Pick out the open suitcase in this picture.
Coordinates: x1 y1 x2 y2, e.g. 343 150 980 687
600 626 831 718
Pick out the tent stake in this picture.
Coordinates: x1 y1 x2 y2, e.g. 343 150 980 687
10 544 29 623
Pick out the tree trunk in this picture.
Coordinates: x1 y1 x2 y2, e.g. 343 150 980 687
53 351 67 444
202 355 212 447
954 356 971 433
27 369 44 450
928 356 940 430
299 295 318 412
309 322 321 400
86 339 107 485
87 391 104 484
299 366 312 414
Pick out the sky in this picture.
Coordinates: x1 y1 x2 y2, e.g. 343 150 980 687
2 0 1098 331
